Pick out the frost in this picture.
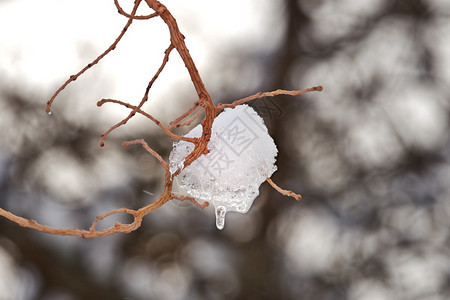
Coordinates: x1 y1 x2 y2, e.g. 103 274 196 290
169 105 278 230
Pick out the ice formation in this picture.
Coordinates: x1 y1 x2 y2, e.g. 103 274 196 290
169 105 278 230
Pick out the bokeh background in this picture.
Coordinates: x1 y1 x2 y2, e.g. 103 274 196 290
1 0 449 299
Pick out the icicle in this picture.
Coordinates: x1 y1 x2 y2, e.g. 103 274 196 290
215 205 227 230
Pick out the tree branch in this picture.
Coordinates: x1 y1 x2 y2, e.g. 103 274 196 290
0 0 322 237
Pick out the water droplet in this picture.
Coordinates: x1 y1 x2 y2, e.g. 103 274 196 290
215 205 227 230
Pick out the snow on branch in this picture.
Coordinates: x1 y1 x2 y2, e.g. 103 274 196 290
0 0 322 237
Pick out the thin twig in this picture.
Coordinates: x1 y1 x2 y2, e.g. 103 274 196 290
217 86 323 110
266 177 302 201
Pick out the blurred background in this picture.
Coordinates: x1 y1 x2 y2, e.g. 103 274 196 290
0 0 449 299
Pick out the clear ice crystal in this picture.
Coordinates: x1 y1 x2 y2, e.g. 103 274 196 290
215 206 226 230
169 105 278 230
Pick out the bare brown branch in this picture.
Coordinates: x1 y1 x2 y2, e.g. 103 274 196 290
0 0 322 237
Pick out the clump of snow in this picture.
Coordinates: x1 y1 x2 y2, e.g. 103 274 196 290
169 105 278 230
